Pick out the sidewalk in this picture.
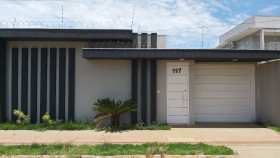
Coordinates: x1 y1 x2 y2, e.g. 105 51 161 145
0 123 280 145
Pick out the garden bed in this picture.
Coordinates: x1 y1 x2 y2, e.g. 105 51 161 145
0 123 171 131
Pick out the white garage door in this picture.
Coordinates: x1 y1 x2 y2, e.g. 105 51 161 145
195 63 256 122
167 62 189 125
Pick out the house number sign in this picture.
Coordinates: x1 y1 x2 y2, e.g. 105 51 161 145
172 68 182 73
167 64 188 76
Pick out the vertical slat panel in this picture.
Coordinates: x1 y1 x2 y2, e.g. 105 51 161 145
40 48 48 121
11 48 18 122
150 60 157 122
131 59 138 124
49 48 57 119
68 48 75 121
141 60 147 123
0 40 7 122
151 33 157 48
21 48 28 115
132 33 138 48
59 48 66 120
30 48 38 123
141 33 148 48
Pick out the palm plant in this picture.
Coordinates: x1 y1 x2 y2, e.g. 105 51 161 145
92 98 137 127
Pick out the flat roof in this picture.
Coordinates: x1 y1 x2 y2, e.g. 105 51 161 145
83 48 280 62
0 29 133 41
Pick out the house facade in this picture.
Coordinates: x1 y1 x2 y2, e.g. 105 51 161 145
217 15 280 50
0 28 280 126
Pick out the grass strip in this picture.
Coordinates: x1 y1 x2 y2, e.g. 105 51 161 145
256 121 280 133
0 123 171 131
0 143 234 156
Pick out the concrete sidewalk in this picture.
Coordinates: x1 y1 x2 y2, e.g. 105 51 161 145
1 123 280 158
0 123 280 145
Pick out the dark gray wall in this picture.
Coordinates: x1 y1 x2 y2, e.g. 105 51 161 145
258 61 280 126
0 40 7 122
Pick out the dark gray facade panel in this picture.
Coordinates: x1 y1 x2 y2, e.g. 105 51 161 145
150 60 157 122
59 48 66 120
131 59 138 124
49 48 57 119
0 40 7 122
141 60 147 124
68 48 75 121
0 29 133 41
132 33 138 48
21 48 28 115
40 48 48 121
82 49 280 62
11 48 18 122
30 48 38 123
151 33 157 48
141 33 148 48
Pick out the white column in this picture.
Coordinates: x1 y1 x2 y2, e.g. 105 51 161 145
260 29 265 50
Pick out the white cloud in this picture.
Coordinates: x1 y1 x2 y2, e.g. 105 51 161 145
0 0 237 48
227 13 251 24
258 6 280 14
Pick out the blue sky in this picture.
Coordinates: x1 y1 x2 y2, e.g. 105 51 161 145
0 0 280 48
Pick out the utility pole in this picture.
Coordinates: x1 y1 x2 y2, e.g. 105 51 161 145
61 5 64 28
201 26 205 48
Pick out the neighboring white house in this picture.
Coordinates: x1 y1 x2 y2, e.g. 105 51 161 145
217 15 280 50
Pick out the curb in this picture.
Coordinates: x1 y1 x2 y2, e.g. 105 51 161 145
0 155 237 158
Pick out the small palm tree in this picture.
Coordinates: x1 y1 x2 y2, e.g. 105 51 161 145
92 98 137 127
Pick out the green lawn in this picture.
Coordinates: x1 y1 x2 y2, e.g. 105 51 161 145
0 143 234 156
0 122 171 131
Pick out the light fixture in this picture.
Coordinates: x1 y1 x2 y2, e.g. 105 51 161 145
232 59 238 62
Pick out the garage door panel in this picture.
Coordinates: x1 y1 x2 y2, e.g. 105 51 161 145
195 91 250 99
194 63 255 122
195 76 250 84
195 98 251 107
195 68 250 76
167 116 189 124
167 100 188 107
196 106 251 114
195 114 252 122
168 83 188 92
195 84 250 92
168 108 189 115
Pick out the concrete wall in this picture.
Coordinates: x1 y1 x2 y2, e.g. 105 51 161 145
257 61 280 126
6 41 132 125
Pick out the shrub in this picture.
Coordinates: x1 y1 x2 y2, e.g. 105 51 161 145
92 98 137 127
42 112 54 126
13 110 30 125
